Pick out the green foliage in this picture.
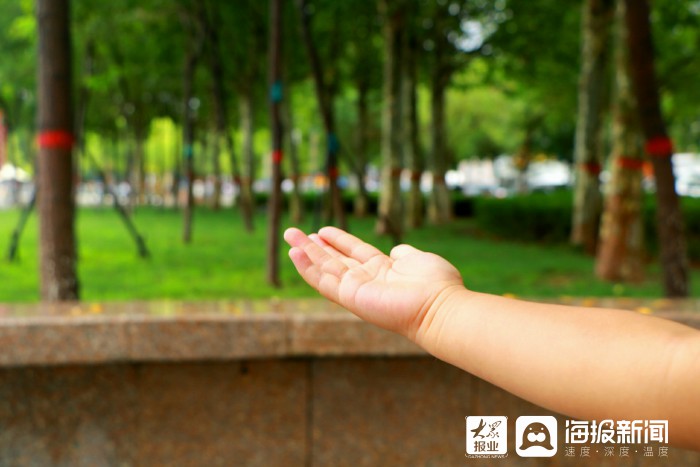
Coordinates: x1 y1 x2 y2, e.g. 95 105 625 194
486 0 581 159
0 0 36 137
0 0 698 176
652 2 700 151
447 64 526 158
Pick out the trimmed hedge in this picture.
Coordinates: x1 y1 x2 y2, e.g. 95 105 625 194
472 190 700 262
473 191 573 243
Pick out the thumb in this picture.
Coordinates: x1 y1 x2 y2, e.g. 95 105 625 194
390 244 421 260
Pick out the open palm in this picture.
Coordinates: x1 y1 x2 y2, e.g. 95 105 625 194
284 227 465 339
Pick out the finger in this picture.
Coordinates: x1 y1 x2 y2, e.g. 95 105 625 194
284 227 310 248
288 246 322 287
288 229 351 278
309 233 342 257
289 247 341 302
390 244 421 260
318 226 385 263
284 228 334 266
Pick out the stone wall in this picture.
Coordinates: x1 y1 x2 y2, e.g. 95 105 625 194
0 299 697 466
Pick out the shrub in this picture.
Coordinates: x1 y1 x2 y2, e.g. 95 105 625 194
473 191 573 243
473 190 700 262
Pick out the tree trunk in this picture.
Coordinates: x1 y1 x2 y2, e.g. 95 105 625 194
200 0 251 223
209 131 222 209
376 0 404 241
596 0 645 282
74 39 95 186
36 0 79 300
171 135 181 209
352 81 371 218
266 0 284 288
428 70 452 225
624 0 689 297
135 129 146 205
403 22 424 229
0 111 7 169
239 92 257 231
295 0 346 230
571 0 614 254
125 135 137 210
283 93 304 224
182 26 202 244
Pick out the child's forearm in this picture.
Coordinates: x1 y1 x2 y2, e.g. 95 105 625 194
283 226 700 450
416 288 700 449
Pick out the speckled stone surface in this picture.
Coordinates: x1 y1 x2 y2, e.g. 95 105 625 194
0 299 427 366
0 298 697 366
0 358 696 466
0 361 307 466
310 357 476 465
289 312 423 356
0 299 697 465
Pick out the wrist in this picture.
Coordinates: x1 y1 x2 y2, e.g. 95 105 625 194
410 283 472 349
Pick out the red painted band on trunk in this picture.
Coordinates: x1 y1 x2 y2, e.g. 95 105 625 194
580 162 602 175
645 136 673 157
37 130 74 150
328 166 339 180
617 156 645 171
272 149 283 164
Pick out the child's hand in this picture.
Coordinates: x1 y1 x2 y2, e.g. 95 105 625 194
284 227 466 341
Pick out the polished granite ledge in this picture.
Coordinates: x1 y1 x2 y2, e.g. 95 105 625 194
0 298 698 367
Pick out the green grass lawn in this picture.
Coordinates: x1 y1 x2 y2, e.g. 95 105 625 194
0 206 696 302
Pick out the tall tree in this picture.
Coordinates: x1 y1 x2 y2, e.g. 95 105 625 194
198 0 252 226
0 0 37 172
596 0 645 282
488 0 581 161
652 2 700 151
216 0 267 232
624 0 689 297
422 0 494 224
403 2 425 229
36 0 79 300
343 1 382 219
181 3 204 244
282 92 304 224
571 0 614 254
376 0 404 240
280 0 309 224
295 0 347 230
267 0 284 287
73 0 184 206
426 2 452 225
